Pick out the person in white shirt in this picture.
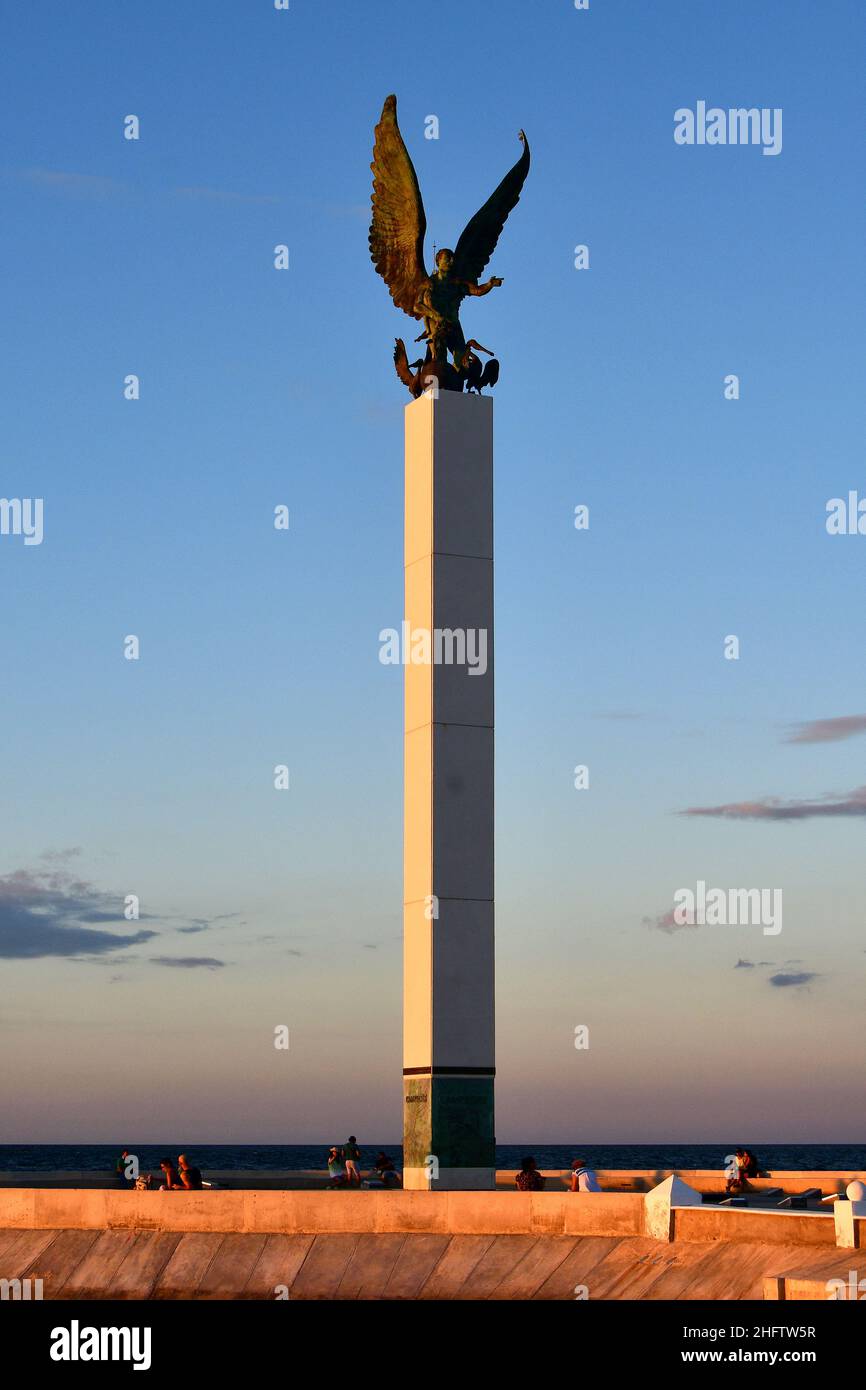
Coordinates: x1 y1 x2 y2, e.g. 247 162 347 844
570 1159 601 1192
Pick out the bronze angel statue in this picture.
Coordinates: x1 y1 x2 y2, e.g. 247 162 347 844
369 94 530 396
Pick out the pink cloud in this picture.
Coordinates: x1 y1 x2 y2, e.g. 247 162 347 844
681 786 866 821
785 715 866 744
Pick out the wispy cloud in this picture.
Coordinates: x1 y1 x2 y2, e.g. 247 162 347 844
174 185 282 205
150 956 225 971
643 906 696 934
0 860 240 960
171 912 242 936
681 786 866 821
13 167 132 198
316 199 368 222
7 168 283 207
768 971 819 988
0 868 156 959
785 715 866 745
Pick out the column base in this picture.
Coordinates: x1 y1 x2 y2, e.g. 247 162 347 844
403 1073 495 1175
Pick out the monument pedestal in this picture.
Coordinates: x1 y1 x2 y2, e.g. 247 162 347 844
402 390 495 1191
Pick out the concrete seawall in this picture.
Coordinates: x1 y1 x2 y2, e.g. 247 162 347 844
0 1188 647 1237
2 1178 862 1299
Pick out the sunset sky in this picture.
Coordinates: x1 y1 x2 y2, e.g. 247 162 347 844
2 0 864 1144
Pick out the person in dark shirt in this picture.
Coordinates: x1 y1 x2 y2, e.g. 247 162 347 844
159 1158 183 1190
515 1156 545 1191
374 1152 400 1186
344 1136 362 1186
178 1153 203 1189
742 1149 766 1178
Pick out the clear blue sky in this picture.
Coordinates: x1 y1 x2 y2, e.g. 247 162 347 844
2 0 865 1144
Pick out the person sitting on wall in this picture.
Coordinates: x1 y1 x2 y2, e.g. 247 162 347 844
570 1159 601 1192
742 1148 769 1179
158 1157 183 1190
726 1148 752 1194
374 1152 400 1186
178 1153 203 1190
515 1156 545 1191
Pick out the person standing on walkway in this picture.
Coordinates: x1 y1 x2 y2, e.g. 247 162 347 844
344 1136 362 1186
115 1149 133 1186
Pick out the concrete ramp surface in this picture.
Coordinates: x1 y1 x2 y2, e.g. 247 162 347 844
3 1228 865 1300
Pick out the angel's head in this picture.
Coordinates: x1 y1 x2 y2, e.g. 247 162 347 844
435 248 454 274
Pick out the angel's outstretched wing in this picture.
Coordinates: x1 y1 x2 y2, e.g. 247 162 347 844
369 95 428 320
452 132 530 288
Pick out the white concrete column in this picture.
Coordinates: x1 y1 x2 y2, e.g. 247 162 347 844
402 390 495 1190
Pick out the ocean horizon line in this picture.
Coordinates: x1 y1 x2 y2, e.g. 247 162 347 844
3 1140 864 1175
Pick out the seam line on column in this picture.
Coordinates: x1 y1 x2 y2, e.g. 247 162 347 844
404 897 494 907
405 725 494 737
